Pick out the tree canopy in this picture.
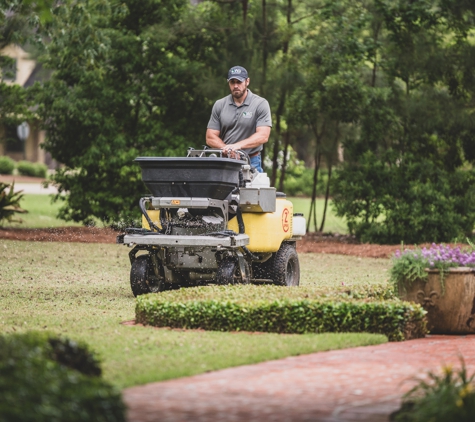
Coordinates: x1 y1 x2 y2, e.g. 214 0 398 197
3 0 475 243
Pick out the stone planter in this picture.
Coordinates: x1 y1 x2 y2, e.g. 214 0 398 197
398 267 475 334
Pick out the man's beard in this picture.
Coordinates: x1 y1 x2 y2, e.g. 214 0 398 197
232 87 247 99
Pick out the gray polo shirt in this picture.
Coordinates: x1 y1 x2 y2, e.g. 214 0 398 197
207 89 272 156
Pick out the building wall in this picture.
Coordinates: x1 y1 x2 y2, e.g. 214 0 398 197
1 45 48 166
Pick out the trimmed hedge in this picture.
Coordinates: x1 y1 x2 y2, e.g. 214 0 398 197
17 160 48 178
0 156 15 175
135 285 427 342
0 332 126 422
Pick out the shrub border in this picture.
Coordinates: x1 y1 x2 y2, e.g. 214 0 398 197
136 295 427 342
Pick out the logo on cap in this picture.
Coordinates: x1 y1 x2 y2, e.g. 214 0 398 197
227 66 248 81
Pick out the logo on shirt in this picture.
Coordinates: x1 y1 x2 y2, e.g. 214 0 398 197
242 112 253 118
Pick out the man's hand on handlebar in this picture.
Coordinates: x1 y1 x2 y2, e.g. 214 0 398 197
221 145 241 160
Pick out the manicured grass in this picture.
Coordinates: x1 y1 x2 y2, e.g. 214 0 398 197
5 192 348 234
0 240 389 388
290 197 347 234
5 193 82 228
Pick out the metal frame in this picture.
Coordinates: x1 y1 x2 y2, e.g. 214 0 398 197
123 233 249 248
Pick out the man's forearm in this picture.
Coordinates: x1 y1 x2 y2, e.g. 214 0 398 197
229 127 271 151
206 130 226 149
235 133 267 150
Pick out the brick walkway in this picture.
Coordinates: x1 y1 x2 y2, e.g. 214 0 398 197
123 335 475 422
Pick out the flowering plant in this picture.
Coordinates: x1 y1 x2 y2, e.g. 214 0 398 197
389 243 475 286
392 360 475 422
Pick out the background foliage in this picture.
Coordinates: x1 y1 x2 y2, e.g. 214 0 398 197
0 331 126 422
2 0 475 242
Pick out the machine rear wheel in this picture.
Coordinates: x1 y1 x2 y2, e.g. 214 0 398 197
130 254 165 297
268 243 300 286
216 258 249 285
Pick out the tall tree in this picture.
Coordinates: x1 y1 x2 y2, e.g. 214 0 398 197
38 0 227 224
332 0 475 243
288 0 367 232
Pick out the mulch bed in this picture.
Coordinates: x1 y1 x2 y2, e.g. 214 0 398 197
0 226 403 258
0 226 118 244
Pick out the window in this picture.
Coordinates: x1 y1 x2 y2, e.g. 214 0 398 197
4 124 23 152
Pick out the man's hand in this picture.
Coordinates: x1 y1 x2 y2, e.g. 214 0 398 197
221 146 241 159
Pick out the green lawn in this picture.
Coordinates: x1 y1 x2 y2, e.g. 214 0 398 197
290 196 347 234
6 193 348 233
0 240 389 388
5 193 82 228
1 190 383 389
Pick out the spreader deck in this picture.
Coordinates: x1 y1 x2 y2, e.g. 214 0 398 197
123 233 250 248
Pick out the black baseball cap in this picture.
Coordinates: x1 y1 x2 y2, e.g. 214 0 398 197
227 66 249 82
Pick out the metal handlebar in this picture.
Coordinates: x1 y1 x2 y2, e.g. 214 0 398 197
187 147 250 165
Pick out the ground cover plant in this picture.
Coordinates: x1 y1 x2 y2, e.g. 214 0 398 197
391 361 475 422
1 239 389 388
0 331 125 422
0 182 26 226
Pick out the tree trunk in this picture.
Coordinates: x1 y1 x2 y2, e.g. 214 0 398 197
270 0 292 186
307 150 321 233
307 116 326 233
318 157 332 232
278 131 290 192
261 0 267 96
319 123 339 232
371 21 381 88
271 89 287 186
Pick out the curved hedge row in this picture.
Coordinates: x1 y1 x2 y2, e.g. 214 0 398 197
135 285 427 342
0 332 125 422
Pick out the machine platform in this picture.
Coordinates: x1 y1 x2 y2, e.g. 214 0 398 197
123 233 250 248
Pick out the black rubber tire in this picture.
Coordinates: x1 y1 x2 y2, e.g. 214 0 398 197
252 261 270 280
130 254 165 297
267 243 300 286
216 257 249 285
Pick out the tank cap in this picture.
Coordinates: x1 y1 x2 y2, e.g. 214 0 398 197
276 192 286 198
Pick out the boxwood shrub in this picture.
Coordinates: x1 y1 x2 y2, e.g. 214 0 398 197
0 331 126 422
17 160 48 178
135 285 427 342
0 156 15 175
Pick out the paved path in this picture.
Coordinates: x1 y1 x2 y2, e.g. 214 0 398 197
9 182 58 194
0 175 58 194
123 335 475 422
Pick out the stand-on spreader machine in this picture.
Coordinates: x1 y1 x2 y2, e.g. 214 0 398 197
117 149 306 296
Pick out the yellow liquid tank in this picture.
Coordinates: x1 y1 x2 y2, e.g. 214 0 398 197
228 197 293 253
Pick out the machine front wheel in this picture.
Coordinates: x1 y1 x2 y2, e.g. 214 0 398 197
268 243 300 286
130 254 165 297
216 257 249 285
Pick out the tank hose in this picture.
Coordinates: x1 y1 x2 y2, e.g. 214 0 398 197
236 207 245 235
139 198 162 233
241 245 261 261
160 208 172 235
